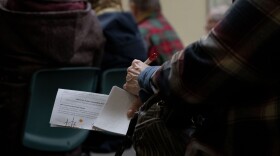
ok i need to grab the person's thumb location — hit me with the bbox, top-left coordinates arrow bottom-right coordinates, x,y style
127,97 -> 142,118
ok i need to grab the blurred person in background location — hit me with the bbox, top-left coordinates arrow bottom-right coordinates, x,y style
90,0 -> 147,70
0,0 -> 105,155
129,0 -> 184,65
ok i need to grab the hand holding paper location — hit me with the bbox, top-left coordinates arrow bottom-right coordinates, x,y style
123,52 -> 158,96
124,52 -> 159,118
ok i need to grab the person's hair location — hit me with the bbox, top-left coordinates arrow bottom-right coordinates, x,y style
129,0 -> 161,12
89,0 -> 123,12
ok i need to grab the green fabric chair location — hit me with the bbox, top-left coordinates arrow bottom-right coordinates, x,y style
100,68 -> 127,94
22,67 -> 100,152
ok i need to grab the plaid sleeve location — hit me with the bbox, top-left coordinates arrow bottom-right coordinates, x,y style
152,0 -> 280,104
145,0 -> 280,155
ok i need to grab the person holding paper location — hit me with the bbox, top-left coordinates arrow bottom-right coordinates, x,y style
124,0 -> 280,155
82,0 -> 147,153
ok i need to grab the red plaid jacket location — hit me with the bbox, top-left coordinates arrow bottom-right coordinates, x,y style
138,12 -> 184,65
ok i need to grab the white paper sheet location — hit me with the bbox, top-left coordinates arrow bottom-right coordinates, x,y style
50,89 -> 108,130
50,86 -> 137,135
93,86 -> 137,135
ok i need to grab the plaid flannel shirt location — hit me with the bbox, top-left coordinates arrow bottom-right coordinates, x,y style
139,0 -> 280,155
138,12 -> 184,65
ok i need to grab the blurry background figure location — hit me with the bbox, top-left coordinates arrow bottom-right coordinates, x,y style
90,0 -> 147,70
205,4 -> 229,32
129,0 -> 184,65
0,0 -> 105,155
82,0 -> 147,154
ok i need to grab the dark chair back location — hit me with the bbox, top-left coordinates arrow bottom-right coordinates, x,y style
22,67 -> 100,151
100,68 -> 127,94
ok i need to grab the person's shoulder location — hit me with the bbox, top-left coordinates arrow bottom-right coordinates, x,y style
114,12 -> 138,24
97,12 -> 131,30
98,12 -> 136,25
138,17 -> 160,30
98,12 -> 144,42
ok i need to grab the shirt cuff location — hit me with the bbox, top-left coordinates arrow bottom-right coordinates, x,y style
138,66 -> 160,94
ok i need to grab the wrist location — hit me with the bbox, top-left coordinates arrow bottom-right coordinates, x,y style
138,66 -> 160,94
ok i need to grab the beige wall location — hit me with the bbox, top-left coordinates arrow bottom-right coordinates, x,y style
122,0 -> 207,47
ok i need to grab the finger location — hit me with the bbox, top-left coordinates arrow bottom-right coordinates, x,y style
127,66 -> 141,75
127,108 -> 137,118
123,82 -> 140,96
126,73 -> 133,81
131,59 -> 141,64
127,97 -> 142,118
123,83 -> 127,90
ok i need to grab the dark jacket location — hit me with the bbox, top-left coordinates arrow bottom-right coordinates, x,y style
98,12 -> 147,70
0,1 -> 105,155
139,0 -> 280,155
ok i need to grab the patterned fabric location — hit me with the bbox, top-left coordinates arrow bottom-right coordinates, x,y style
133,94 -> 188,156
139,0 -> 280,155
138,12 -> 184,65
